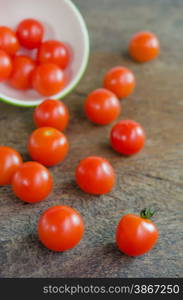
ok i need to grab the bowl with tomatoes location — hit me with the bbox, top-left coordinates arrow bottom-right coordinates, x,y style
0,0 -> 90,107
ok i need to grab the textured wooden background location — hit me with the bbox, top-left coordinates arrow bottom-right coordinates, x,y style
0,0 -> 183,278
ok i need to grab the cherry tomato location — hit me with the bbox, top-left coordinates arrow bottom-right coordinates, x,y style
129,31 -> 160,62
12,161 -> 53,203
34,99 -> 69,131
103,66 -> 136,99
76,156 -> 115,195
32,63 -> 65,96
0,146 -> 23,185
9,55 -> 35,90
28,127 -> 69,167
38,205 -> 84,251
110,120 -> 145,155
0,50 -> 12,81
0,26 -> 19,56
116,208 -> 158,256
84,88 -> 121,125
37,40 -> 70,69
16,19 -> 44,49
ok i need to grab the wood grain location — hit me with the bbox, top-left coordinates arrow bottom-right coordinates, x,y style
0,0 -> 183,278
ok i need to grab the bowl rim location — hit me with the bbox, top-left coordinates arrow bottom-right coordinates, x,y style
0,0 -> 90,107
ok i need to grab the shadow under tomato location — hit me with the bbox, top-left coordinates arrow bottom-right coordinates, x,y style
98,242 -> 136,264
25,233 -> 66,256
59,179 -> 102,201
122,50 -> 132,61
122,50 -> 141,66
99,141 -> 132,159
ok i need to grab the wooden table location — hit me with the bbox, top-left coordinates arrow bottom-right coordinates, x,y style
0,0 -> 183,278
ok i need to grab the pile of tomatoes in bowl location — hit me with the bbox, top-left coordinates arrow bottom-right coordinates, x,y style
0,18 -> 70,96
0,30 -> 160,257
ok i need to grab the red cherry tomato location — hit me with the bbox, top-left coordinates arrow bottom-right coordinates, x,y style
16,18 -> 44,49
38,205 -> 84,251
0,146 -> 23,185
129,31 -> 160,62
32,63 -> 65,96
9,55 -> 35,90
0,50 -> 12,81
103,66 -> 136,99
37,40 -> 70,69
116,209 -> 158,256
28,127 -> 69,167
34,99 -> 69,131
12,161 -> 53,203
0,26 -> 20,56
84,88 -> 121,125
76,156 -> 116,195
110,120 -> 145,155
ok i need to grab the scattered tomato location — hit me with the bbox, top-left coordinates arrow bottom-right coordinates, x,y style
28,127 -> 69,167
12,161 -> 52,203
129,31 -> 160,62
110,120 -> 145,155
76,156 -> 115,195
0,26 -> 19,56
9,55 -> 35,90
0,50 -> 12,81
84,88 -> 121,125
0,146 -> 23,185
116,208 -> 158,256
37,40 -> 70,69
16,18 -> 44,49
34,99 -> 69,131
103,66 -> 135,99
32,63 -> 65,96
38,205 -> 84,251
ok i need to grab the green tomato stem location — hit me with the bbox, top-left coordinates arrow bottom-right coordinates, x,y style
140,208 -> 155,219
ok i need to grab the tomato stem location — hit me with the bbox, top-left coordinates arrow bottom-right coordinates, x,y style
140,208 -> 155,219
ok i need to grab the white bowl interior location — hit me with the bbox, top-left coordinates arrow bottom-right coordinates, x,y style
0,0 -> 89,106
